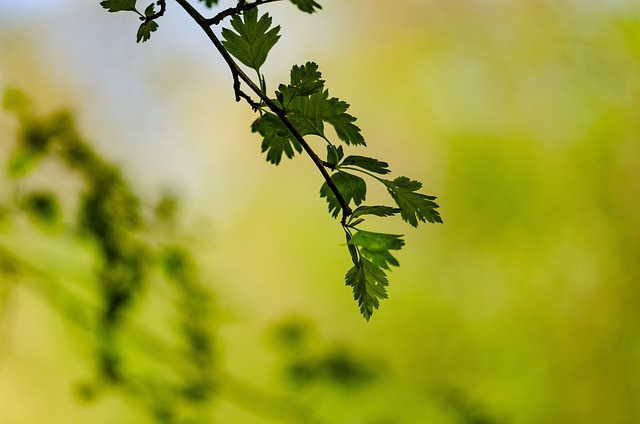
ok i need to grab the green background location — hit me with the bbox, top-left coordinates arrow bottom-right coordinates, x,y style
1,1 -> 639,423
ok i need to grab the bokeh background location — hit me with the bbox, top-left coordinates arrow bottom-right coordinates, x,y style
1,0 -> 640,423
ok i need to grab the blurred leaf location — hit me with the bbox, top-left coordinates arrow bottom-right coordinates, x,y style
7,147 -> 41,178
318,348 -> 375,387
197,0 -> 219,7
289,0 -> 322,14
2,88 -> 30,113
269,316 -> 316,353
23,191 -> 61,228
154,193 -> 178,224
162,246 -> 195,282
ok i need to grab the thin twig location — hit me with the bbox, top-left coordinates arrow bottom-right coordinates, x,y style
207,0 -> 283,25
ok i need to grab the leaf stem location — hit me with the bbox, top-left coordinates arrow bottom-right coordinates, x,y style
338,165 -> 387,184
173,0 -> 353,222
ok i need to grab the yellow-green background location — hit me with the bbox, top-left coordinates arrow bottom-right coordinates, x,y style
1,0 -> 639,423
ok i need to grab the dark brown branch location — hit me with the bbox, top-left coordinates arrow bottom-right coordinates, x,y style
207,0 -> 283,25
173,0 -> 353,222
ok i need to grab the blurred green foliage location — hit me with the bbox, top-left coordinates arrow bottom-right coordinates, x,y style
2,1 -> 640,423
1,91 -> 218,423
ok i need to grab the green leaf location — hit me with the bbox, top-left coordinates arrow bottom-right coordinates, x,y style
276,62 -> 325,108
340,155 -> 390,174
348,230 -> 404,269
290,0 -> 322,13
345,231 -> 359,265
383,177 -> 442,227
320,94 -> 365,146
221,8 -> 281,72
326,145 -> 344,167
137,20 -> 158,43
350,205 -> 401,221
287,90 -> 365,146
251,112 -> 302,165
100,0 -> 138,13
198,0 -> 219,7
144,3 -> 155,17
319,171 -> 366,218
345,258 -> 388,321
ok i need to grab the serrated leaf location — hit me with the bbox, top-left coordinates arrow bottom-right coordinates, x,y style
137,20 -> 158,43
319,171 -> 366,218
340,155 -> 390,174
198,0 -> 219,7
348,230 -> 404,269
345,258 -> 388,321
290,0 -> 322,13
287,90 -> 327,137
383,177 -> 442,227
326,145 -> 344,167
348,218 -> 365,227
287,90 -> 365,146
350,205 -> 401,221
321,95 -> 365,146
251,112 -> 302,165
276,62 -> 325,108
221,8 -> 281,72
144,3 -> 155,17
100,0 -> 138,13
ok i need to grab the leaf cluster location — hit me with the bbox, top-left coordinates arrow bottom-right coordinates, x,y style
99,0 -> 443,320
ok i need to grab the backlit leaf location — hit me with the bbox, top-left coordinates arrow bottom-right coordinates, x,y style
340,155 -> 390,174
319,171 -> 366,218
251,112 -> 302,165
137,20 -> 158,43
221,8 -> 281,72
345,258 -> 388,321
383,177 -> 442,227
100,0 -> 137,13
348,230 -> 404,269
290,0 -> 322,13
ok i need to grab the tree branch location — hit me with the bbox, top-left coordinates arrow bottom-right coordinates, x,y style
173,0 -> 353,222
207,0 -> 284,25
141,0 -> 167,22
